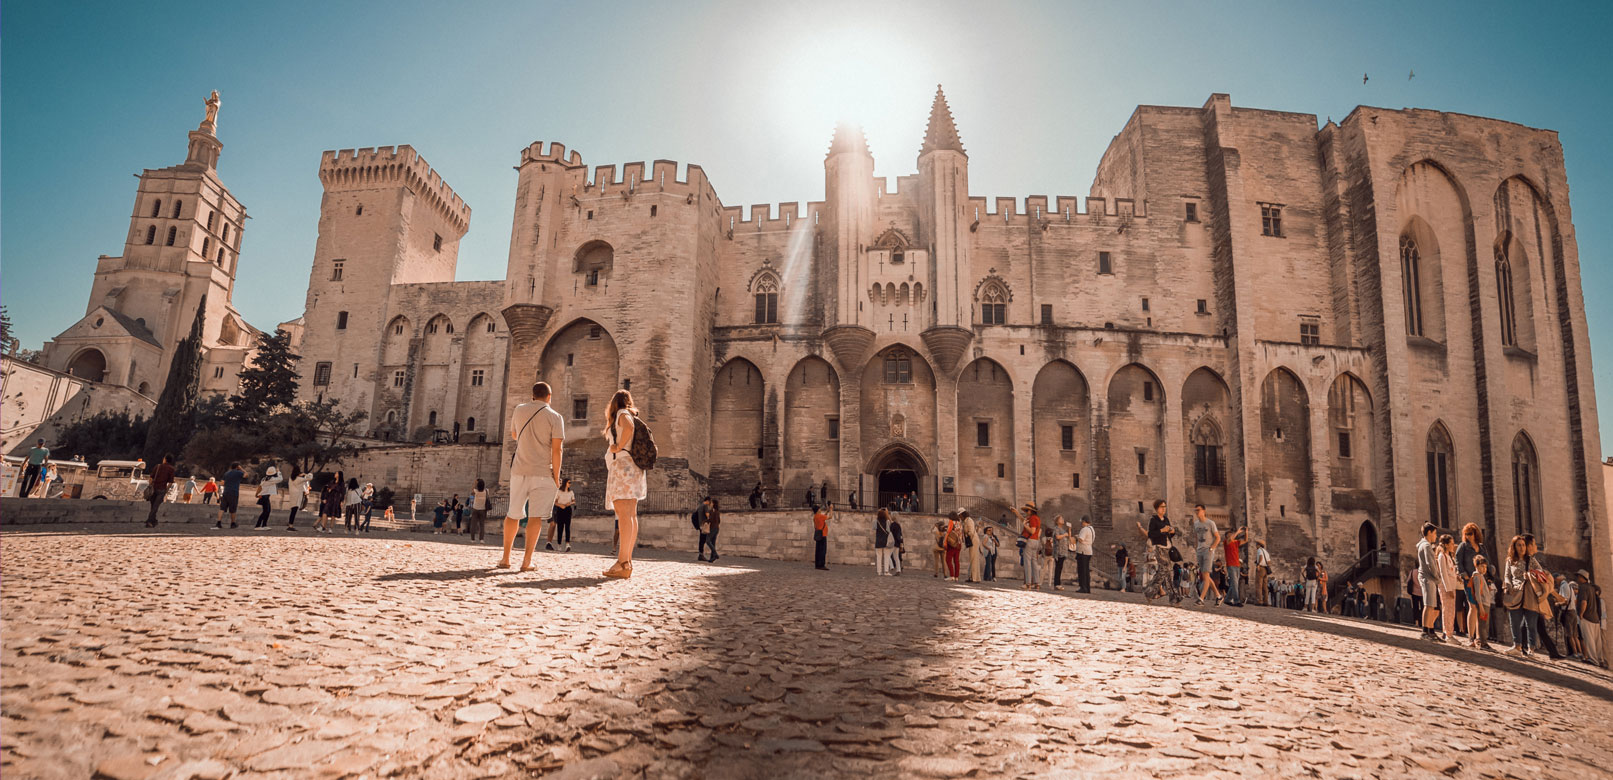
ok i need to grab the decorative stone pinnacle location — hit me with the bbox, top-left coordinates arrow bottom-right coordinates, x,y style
828,122 -> 870,158
920,85 -> 966,156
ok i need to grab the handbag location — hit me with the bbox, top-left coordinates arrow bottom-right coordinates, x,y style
141,484 -> 155,501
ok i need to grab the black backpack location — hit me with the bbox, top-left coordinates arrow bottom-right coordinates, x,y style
691,508 -> 703,529
628,416 -> 657,471
612,412 -> 658,471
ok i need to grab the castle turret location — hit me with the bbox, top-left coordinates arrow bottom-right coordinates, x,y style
502,141 -> 585,346
820,123 -> 877,371
917,86 -> 973,374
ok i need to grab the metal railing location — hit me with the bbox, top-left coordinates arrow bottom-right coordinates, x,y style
1327,548 -> 1396,611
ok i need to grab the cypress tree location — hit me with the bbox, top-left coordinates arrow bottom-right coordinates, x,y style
143,294 -> 207,462
234,328 -> 300,425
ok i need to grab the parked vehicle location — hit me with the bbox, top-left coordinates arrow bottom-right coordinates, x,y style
2,456 -> 90,498
67,459 -> 152,501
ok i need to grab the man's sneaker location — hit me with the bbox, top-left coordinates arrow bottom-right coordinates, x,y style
255,526 -> 269,531
230,523 -> 238,528
212,523 -> 222,530
564,544 -> 572,552
287,527 -> 297,532
546,543 -> 555,551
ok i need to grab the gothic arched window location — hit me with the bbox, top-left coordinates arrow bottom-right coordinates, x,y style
883,348 -> 912,384
1191,416 -> 1226,487
1511,431 -> 1541,540
1400,234 -> 1424,337
1496,240 -> 1518,347
874,228 -> 909,265
752,271 -> 780,324
1426,422 -> 1454,528
977,280 -> 1008,325
151,199 -> 162,218
574,241 -> 613,287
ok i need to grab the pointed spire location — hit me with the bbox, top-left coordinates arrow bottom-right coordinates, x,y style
920,85 -> 966,157
827,122 -> 870,158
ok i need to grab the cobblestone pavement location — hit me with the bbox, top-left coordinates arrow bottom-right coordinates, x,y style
4,525 -> 1613,779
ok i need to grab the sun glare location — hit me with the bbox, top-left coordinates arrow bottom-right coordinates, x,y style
770,26 -> 937,164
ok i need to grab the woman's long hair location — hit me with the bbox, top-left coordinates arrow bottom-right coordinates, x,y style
1461,522 -> 1483,547
1507,534 -> 1528,563
605,389 -> 636,439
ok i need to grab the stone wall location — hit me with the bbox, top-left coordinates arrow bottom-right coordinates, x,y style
333,442 -> 504,506
1,356 -> 155,457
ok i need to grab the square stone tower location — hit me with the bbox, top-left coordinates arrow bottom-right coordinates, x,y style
296,146 -> 471,420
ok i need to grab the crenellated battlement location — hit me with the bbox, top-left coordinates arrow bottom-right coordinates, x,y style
319,145 -> 471,234
719,200 -> 826,233
518,141 -> 584,168
962,194 -> 1146,224
580,159 -> 717,201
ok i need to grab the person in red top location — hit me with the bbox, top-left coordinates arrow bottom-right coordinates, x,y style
1223,525 -> 1247,606
200,477 -> 218,505
1008,503 -> 1042,590
813,503 -> 833,570
145,454 -> 177,528
942,511 -> 964,580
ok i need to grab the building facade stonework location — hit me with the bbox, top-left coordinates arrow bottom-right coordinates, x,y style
296,90 -> 1606,579
43,92 -> 264,402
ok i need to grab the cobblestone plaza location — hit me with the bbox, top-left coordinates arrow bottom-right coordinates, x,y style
3,524 -> 1611,779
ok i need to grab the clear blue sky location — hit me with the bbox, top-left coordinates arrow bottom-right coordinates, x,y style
3,0 -> 1611,453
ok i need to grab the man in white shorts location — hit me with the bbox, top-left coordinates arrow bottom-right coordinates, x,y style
500,381 -> 565,571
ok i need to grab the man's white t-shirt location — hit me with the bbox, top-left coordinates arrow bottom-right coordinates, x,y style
509,402 -> 565,477
1075,525 -> 1095,556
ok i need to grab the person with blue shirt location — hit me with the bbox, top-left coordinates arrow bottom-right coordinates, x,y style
214,463 -> 245,529
20,439 -> 49,498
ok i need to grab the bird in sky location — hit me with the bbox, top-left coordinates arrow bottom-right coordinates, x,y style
1363,73 -> 1369,85
1409,69 -> 1416,80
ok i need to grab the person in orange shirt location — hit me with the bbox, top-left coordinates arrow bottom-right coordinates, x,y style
1008,503 -> 1041,590
813,503 -> 833,570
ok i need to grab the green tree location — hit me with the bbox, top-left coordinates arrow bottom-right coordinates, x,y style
182,427 -> 261,480
274,399 -> 368,476
234,328 -> 300,425
143,295 -> 207,462
54,410 -> 148,465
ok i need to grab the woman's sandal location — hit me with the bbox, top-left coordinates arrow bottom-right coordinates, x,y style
603,561 -> 633,579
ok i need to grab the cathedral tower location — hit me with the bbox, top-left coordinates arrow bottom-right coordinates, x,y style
44,91 -> 257,399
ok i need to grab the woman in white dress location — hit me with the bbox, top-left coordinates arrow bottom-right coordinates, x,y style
603,389 -> 647,579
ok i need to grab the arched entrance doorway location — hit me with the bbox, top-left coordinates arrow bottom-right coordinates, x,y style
1358,520 -> 1378,559
870,445 -> 927,512
67,348 -> 108,382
